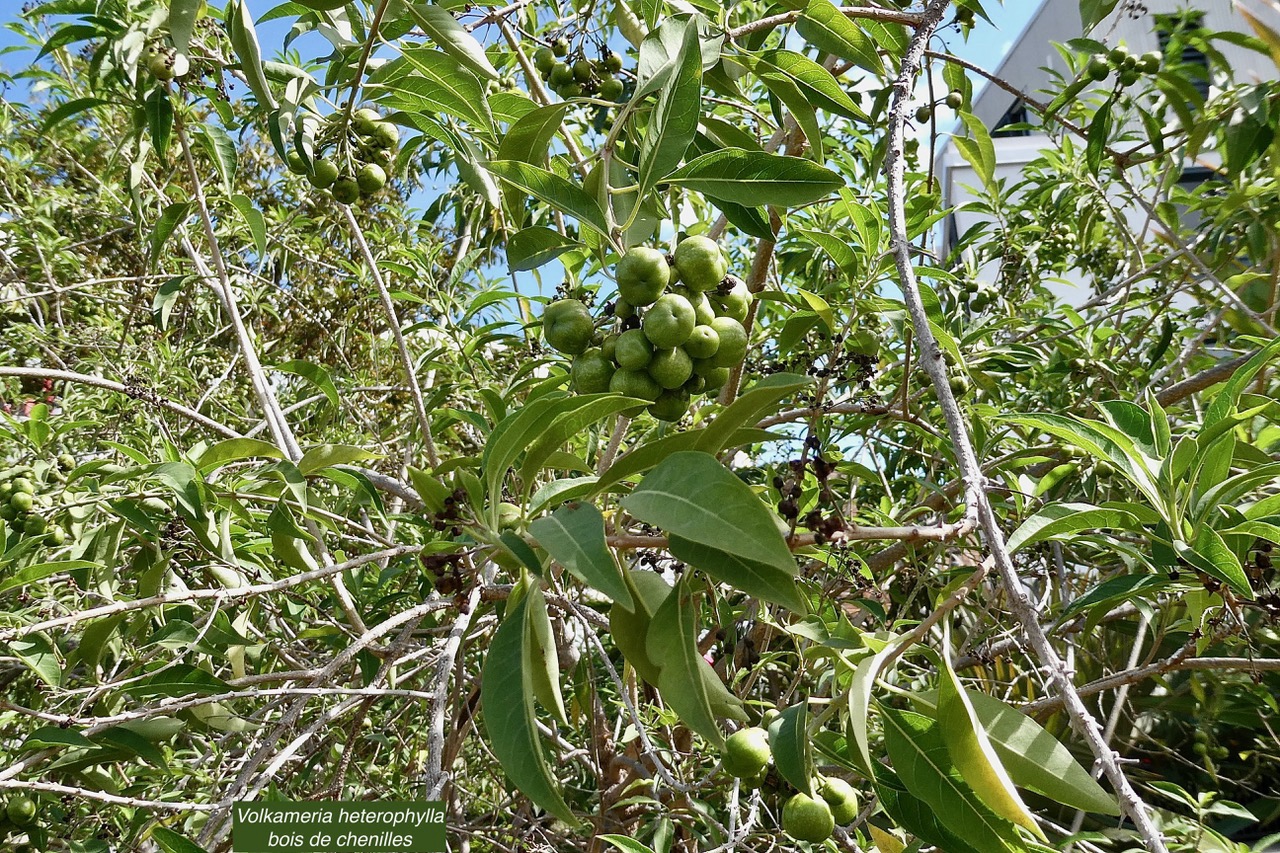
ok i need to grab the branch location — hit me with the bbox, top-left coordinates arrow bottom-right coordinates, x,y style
883,2 -> 1168,849
727,6 -> 924,41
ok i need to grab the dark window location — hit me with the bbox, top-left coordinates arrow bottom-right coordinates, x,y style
1157,11 -> 1210,100
992,100 -> 1028,138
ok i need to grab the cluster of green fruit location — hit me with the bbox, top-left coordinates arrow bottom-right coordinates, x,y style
533,39 -> 625,102
914,89 -> 964,123
1087,46 -> 1161,86
721,726 -> 860,844
143,43 -> 189,81
0,794 -> 38,842
286,108 -> 397,204
1191,728 -> 1231,762
0,457 -> 71,542
540,236 -> 753,421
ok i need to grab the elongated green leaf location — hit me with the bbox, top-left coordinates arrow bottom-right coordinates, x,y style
664,148 -> 844,207
758,68 -> 824,162
382,48 -> 493,132
1062,574 -> 1170,619
226,0 -> 276,109
669,535 -> 805,611
507,226 -> 583,272
525,583 -> 568,725
10,634 -> 60,687
481,594 -> 579,825
530,502 -> 633,608
1005,414 -> 1162,507
1080,0 -> 1120,31
196,438 -> 284,471
876,767 -> 988,853
796,0 -> 882,73
637,17 -> 703,201
848,633 -> 909,776
151,827 -> 207,853
936,649 -> 1043,837
609,568 -> 669,685
273,359 -> 340,407
149,202 -> 190,266
696,373 -> 811,452
145,87 -> 173,157
127,663 -> 231,698
0,560 -> 98,594
408,2 -> 499,80
167,0 -> 204,58
645,578 -> 732,746
1179,527 -> 1252,597
769,701 -> 813,795
229,194 -> 266,258
622,451 -> 794,574
93,726 -> 169,769
40,96 -> 113,132
497,103 -> 571,165
268,498 -> 319,574
957,111 -> 995,189
488,160 -> 611,239
483,393 -> 571,498
20,726 -> 96,752
1007,502 -> 1139,553
1205,336 -> 1280,427
881,708 -> 1024,853
757,49 -> 865,121
194,124 -> 237,193
599,837 -> 657,853
298,443 -> 380,475
519,395 -> 645,492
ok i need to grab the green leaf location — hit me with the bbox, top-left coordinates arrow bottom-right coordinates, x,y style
497,103 -> 570,166
488,160 -> 611,239
599,837 -> 657,853
621,451 -> 794,575
229,194 -> 267,258
507,226 -> 583,272
1062,574 -> 1170,619
40,96 -> 113,133
0,560 -> 98,594
10,634 -> 60,687
481,593 -> 579,825
19,726 -> 95,752
226,0 -> 276,109
127,664 -> 231,698
637,17 -> 703,202
769,701 -> 813,795
151,826 -> 208,853
407,2 -> 499,81
1079,0 -> 1120,31
518,395 -> 644,493
92,726 -> 170,769
935,648 -> 1043,837
695,373 -> 812,453
268,498 -> 319,574
849,634 -> 909,776
1085,99 -> 1113,174
796,0 -> 882,73
382,48 -> 494,132
758,66 -> 824,162
195,437 -> 284,471
757,49 -> 866,121
530,502 -> 632,608
525,583 -> 568,725
881,708 -> 1025,853
876,767 -> 987,853
645,577 -> 737,745
167,0 -> 204,58
298,443 -> 380,475
664,148 -> 844,207
1180,527 -> 1253,597
273,359 -> 341,407
149,202 -> 190,266
956,111 -> 995,189
1007,502 -> 1139,553
194,124 -> 237,193
609,568 -> 669,686
668,535 -> 806,611
145,87 -> 173,157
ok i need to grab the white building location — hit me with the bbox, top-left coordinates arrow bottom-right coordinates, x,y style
937,0 -> 1279,301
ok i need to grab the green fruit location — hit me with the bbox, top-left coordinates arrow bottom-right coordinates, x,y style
781,792 -> 834,843
49,526 -> 67,545
572,59 -> 594,82
678,290 -> 715,325
353,107 -> 381,134
533,47 -> 556,74
600,333 -> 619,362
286,151 -> 307,174
648,390 -> 690,422
0,505 -> 14,522
549,62 -> 574,86
709,316 -> 748,367
148,52 -> 175,81
496,501 -> 522,529
1122,53 -> 1139,70
647,347 -> 693,390
616,247 -> 670,306
946,90 -> 964,110
1192,741 -> 1209,756
683,374 -> 706,395
683,324 -> 719,360
551,37 -> 569,57
700,365 -> 731,391
9,492 -> 33,513
372,121 -> 400,149
610,368 -> 662,404
604,51 -> 623,73
560,82 -> 583,98
572,348 -> 616,394
356,163 -> 387,194
722,727 -> 771,778
13,478 -> 34,494
949,374 -> 970,396
1108,47 -> 1127,65
0,482 -> 9,496
820,777 -> 859,824
542,299 -> 595,355
1087,54 -> 1110,81
23,516 -> 45,536
710,279 -> 752,323
643,294 -> 696,349
1139,51 -> 1161,74
599,76 -> 624,101
673,235 -> 727,291
915,104 -> 932,123
331,177 -> 361,204
614,329 -> 653,370
614,299 -> 635,319
308,159 -> 339,189
1119,68 -> 1139,87
845,329 -> 880,358
6,796 -> 36,827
